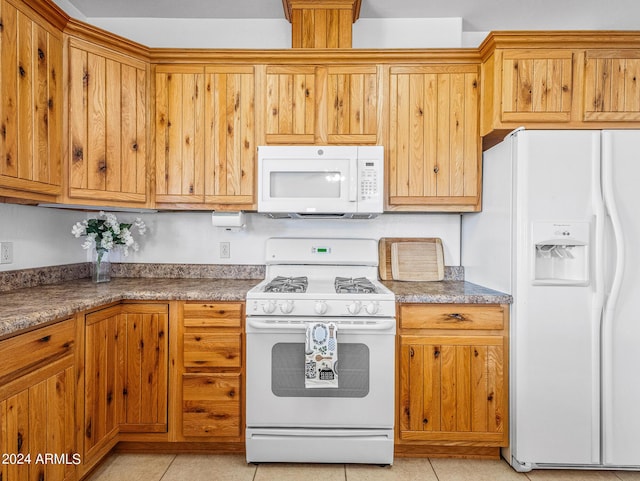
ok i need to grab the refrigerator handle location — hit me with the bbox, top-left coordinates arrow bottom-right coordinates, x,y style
592,133 -> 606,310
601,131 -> 626,462
602,132 -> 626,316
591,132 -> 606,464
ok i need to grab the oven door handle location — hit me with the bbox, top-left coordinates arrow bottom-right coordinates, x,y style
246,319 -> 396,331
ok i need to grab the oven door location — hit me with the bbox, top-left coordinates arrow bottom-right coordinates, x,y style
246,317 -> 395,429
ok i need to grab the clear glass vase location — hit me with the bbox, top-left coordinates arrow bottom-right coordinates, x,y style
92,249 -> 111,283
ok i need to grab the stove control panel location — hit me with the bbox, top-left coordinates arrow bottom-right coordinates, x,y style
248,298 -> 395,317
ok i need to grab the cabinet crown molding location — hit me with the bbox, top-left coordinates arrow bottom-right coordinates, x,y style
282,0 -> 361,22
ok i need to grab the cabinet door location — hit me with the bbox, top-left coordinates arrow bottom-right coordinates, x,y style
68,38 -> 148,205
501,49 -> 573,122
583,50 -> 640,121
0,366 -> 75,481
117,304 -> 169,433
265,65 -> 316,144
0,0 -> 62,201
388,66 -> 480,211
83,306 -> 121,459
155,66 -> 205,203
203,66 -> 256,207
399,335 -> 507,445
321,65 -> 380,144
84,303 -> 168,458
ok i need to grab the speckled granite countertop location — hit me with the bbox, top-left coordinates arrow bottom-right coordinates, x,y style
382,280 -> 512,305
0,277 -> 259,340
0,277 -> 511,340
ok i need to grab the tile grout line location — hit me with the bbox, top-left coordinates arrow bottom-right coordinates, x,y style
428,458 -> 442,481
158,454 -> 178,481
251,461 -> 259,481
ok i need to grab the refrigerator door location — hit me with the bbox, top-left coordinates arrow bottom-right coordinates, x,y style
512,130 -> 603,467
601,130 -> 640,467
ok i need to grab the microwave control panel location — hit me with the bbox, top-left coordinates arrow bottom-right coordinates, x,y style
360,163 -> 379,200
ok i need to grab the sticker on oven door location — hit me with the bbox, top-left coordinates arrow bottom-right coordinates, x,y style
305,360 -> 316,379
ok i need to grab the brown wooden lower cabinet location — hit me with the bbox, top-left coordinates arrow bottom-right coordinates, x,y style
80,303 -> 169,470
396,304 -> 509,458
177,302 -> 244,442
0,319 -> 76,481
182,373 -> 242,437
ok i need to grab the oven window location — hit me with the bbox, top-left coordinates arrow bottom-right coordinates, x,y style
271,343 -> 369,398
270,172 -> 342,198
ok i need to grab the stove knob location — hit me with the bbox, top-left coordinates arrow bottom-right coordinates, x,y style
279,300 -> 294,314
365,301 -> 379,315
347,301 -> 362,315
262,300 -> 277,314
315,301 -> 328,315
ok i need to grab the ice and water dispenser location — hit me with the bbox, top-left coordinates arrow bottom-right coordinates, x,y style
532,222 -> 590,285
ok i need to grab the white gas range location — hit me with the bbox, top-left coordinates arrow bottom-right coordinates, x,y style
245,237 -> 396,465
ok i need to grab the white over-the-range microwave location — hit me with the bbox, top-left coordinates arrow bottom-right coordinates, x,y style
257,145 -> 384,218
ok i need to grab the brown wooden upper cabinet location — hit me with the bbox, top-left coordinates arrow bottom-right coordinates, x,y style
387,65 -> 481,212
67,37 -> 149,207
0,0 -> 63,203
480,48 -> 575,137
265,64 -> 381,145
480,34 -> 640,144
500,50 -> 574,123
155,65 -> 257,209
264,65 -> 317,144
322,65 -> 380,144
583,50 -> 640,122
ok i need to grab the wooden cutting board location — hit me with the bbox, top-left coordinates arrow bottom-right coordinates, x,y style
378,237 -> 444,281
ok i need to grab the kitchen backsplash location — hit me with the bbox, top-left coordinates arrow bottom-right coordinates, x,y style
0,263 -> 463,292
0,263 -> 90,292
1,204 -> 462,271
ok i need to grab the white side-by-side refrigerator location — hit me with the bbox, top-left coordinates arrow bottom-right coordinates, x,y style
462,129 -> 640,471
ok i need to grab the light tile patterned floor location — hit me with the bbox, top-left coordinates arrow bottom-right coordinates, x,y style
86,453 -> 640,481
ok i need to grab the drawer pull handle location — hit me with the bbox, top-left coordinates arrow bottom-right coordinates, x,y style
448,313 -> 465,321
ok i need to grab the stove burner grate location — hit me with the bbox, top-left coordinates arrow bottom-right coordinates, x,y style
334,276 -> 377,294
264,276 -> 308,293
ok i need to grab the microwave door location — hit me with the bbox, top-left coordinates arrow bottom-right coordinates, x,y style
260,159 -> 356,213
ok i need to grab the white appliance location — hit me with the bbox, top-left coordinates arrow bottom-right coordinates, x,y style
257,145 -> 383,218
245,237 -> 396,464
462,129 -> 640,471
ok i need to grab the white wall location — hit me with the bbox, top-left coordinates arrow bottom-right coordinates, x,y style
85,17 -> 475,49
0,204 -> 87,271
353,18 -> 463,48
90,18 -> 292,49
0,206 -> 461,269
109,212 -> 461,266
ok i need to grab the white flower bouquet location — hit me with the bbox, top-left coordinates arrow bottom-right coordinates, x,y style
71,211 -> 147,264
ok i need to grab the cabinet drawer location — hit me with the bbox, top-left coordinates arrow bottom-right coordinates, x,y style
400,305 -> 504,330
0,319 -> 75,385
183,332 -> 242,368
182,373 -> 241,437
183,302 -> 242,328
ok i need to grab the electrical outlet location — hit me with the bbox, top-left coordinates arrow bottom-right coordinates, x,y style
220,241 -> 230,259
1,242 -> 13,264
